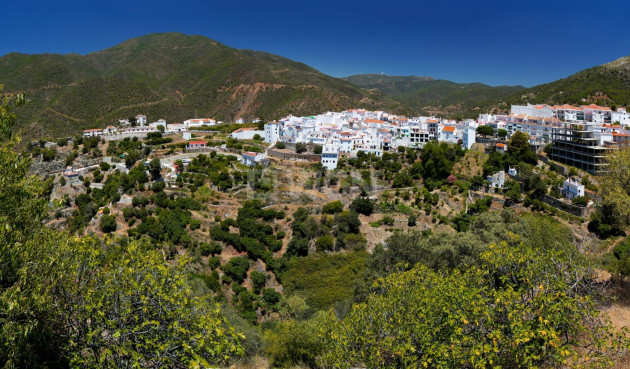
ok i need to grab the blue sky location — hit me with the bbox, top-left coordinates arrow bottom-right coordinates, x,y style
1,0 -> 629,87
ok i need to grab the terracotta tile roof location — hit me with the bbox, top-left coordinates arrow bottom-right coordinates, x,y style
188,141 -> 207,145
442,126 -> 456,132
582,104 -> 612,111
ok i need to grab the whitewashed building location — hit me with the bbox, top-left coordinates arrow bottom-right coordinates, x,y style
487,171 -> 505,189
83,128 -> 103,137
321,143 -> 340,170
264,122 -> 282,143
241,151 -> 266,166
562,177 -> 585,200
136,114 -> 147,126
462,123 -> 476,149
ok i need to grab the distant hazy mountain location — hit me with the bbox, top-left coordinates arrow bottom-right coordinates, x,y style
342,74 -> 525,118
0,33 -> 402,138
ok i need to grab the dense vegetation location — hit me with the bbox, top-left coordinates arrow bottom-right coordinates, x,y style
0,91 -> 244,367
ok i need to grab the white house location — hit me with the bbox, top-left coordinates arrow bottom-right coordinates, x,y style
103,125 -> 117,134
166,123 -> 186,133
339,137 -> 352,153
187,141 -> 207,150
508,167 -> 518,176
487,171 -> 505,189
612,108 -> 630,126
83,128 -> 103,137
321,143 -> 339,170
440,126 -> 458,143
136,115 -> 147,126
149,119 -> 167,130
231,127 -> 264,140
121,126 -> 157,135
264,122 -> 282,143
462,123 -> 476,149
241,151 -> 265,166
496,142 -> 507,153
183,118 -> 215,127
562,177 -> 585,200
235,117 -> 245,124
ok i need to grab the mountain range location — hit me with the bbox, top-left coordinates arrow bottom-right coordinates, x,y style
0,33 -> 402,138
345,56 -> 630,118
0,32 -> 628,138
341,74 -> 525,118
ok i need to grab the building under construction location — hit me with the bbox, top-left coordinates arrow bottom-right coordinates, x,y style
550,122 -> 611,174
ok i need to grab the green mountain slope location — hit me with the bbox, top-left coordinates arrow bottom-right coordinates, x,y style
470,55 -> 630,116
0,33 -> 402,138
342,74 -> 525,118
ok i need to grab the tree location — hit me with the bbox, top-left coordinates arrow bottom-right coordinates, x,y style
156,124 -> 165,133
315,235 -> 334,252
148,157 -> 161,181
0,90 -> 245,367
392,171 -> 412,188
295,143 -> 307,154
322,200 -> 344,214
250,271 -> 268,294
222,257 -> 250,284
62,241 -> 244,367
320,236 -> 629,368
446,174 -> 457,185
470,175 -> 486,188
99,214 -> 117,233
420,141 -> 463,184
476,125 -> 494,137
42,148 -> 56,161
596,146 -> 630,233
407,214 -> 417,227
497,128 -> 508,139
275,142 -> 286,149
313,144 -> 323,154
504,179 -> 522,203
253,134 -> 261,141
0,89 -> 59,367
350,196 -> 375,216
508,130 -> 530,157
262,288 -> 282,306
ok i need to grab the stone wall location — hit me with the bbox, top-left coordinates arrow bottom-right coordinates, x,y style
540,194 -> 588,217
266,148 -> 321,162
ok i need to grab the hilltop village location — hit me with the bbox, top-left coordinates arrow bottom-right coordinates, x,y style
71,103 -> 630,195
17,99 -> 630,367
